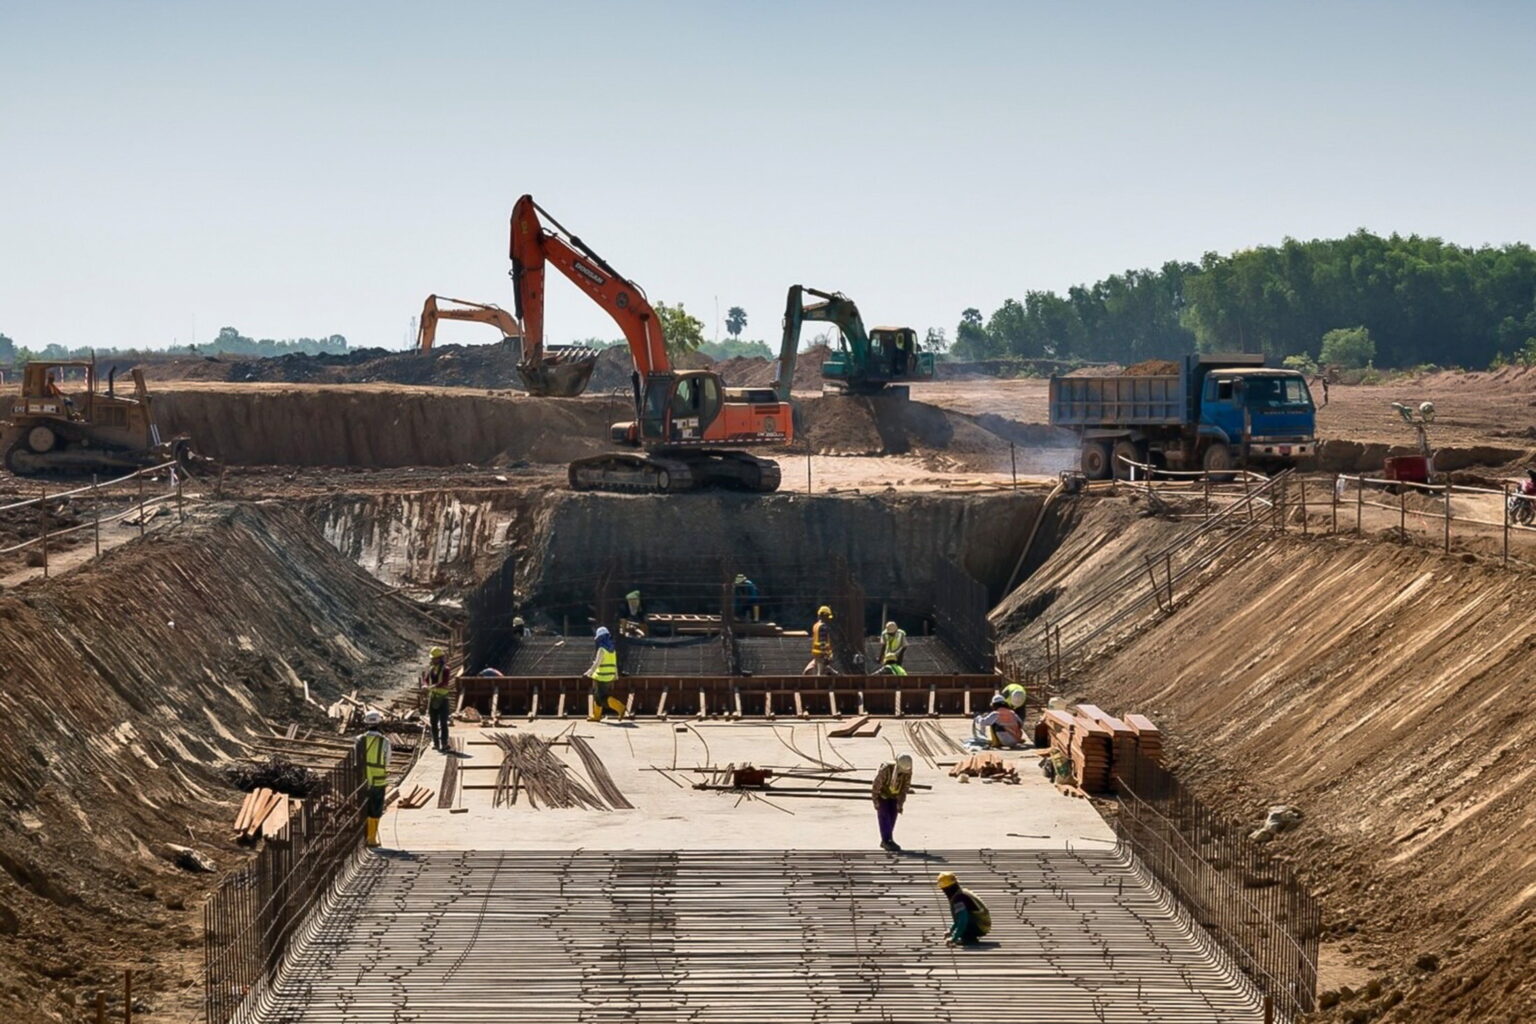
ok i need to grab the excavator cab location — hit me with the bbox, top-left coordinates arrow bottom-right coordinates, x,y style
783,285 -> 935,397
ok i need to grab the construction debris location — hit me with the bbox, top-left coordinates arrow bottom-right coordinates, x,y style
222,756 -> 321,798
948,751 -> 1019,782
396,786 -> 436,809
231,786 -> 301,842
165,843 -> 215,873
489,732 -> 607,811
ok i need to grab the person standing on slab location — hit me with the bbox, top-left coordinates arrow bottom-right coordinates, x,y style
423,647 -> 454,752
357,710 -> 391,849
871,753 -> 914,851
586,626 -> 626,722
802,605 -> 838,675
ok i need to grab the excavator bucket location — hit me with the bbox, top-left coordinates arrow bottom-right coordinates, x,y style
518,345 -> 599,397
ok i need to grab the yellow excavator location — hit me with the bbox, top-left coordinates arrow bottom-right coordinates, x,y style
415,294 -> 598,397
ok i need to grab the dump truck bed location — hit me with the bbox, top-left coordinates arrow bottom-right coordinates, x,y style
1048,374 -> 1187,428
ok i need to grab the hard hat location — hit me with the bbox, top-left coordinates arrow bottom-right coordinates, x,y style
1007,688 -> 1027,709
429,647 -> 445,659
595,626 -> 610,638
1419,401 -> 1435,418
936,872 -> 958,889
512,616 -> 525,627
896,753 -> 913,773
817,605 -> 833,618
363,710 -> 383,726
991,693 -> 1007,707
735,574 -> 747,584
884,621 -> 899,634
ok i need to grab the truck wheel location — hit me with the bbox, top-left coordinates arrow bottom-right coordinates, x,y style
1080,442 -> 1111,480
1202,442 -> 1236,483
1111,441 -> 1141,480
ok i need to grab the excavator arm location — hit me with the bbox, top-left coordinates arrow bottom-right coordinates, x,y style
779,284 -> 873,399
510,195 -> 670,394
416,294 -> 521,353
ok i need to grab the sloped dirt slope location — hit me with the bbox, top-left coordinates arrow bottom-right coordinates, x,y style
0,504 -> 422,1023
1003,509 -> 1536,1022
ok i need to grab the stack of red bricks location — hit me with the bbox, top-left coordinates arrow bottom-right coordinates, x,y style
1039,706 -> 1164,795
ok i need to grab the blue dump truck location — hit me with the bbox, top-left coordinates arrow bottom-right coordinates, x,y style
1049,353 -> 1317,480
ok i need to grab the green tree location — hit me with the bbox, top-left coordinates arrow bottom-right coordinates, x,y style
1319,326 -> 1375,368
724,306 -> 747,341
654,301 -> 705,358
0,333 -> 14,364
954,307 -> 993,359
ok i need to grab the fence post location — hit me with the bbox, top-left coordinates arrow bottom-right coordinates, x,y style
1503,482 -> 1511,565
93,473 -> 101,559
1300,476 -> 1308,535
1243,471 -> 1252,523
38,485 -> 49,579
1356,477 -> 1363,534
177,472 -> 185,522
137,473 -> 145,538
1399,486 -> 1406,536
95,991 -> 105,1024
1010,442 -> 1017,490
805,448 -> 812,494
1443,483 -> 1451,553
1331,473 -> 1338,534
124,969 -> 132,1024
1203,471 -> 1211,522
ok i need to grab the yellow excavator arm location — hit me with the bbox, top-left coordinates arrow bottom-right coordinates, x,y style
416,294 -> 522,353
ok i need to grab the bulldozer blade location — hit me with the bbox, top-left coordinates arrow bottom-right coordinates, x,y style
518,346 -> 598,397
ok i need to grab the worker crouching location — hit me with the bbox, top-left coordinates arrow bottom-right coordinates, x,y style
937,872 -> 992,947
972,694 -> 1024,748
358,710 -> 391,849
586,626 -> 626,722
871,753 -> 914,851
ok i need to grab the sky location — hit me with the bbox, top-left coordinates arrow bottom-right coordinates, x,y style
3,1 -> 1535,353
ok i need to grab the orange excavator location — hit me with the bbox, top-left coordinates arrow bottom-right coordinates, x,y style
511,194 -> 792,492
415,293 -> 598,397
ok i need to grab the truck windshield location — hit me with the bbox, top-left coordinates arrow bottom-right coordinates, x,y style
1245,376 -> 1312,408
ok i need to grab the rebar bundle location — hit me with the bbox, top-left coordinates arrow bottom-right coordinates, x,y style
568,734 -> 634,810
488,731 -> 607,811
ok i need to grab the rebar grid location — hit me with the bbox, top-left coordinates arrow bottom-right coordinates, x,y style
240,848 -> 1269,1023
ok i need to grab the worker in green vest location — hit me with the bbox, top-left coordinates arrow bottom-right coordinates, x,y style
937,871 -> 992,946
422,647 -> 455,752
357,710 -> 391,849
880,621 -> 908,670
586,626 -> 626,722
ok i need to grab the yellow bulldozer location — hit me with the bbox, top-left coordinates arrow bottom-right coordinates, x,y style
2,360 -> 208,477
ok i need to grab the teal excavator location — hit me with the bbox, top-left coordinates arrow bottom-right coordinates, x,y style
777,285 -> 935,399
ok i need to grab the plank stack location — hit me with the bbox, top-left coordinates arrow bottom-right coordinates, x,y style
948,751 -> 1019,781
232,787 -> 301,841
1039,709 -> 1113,793
1076,705 -> 1137,790
1125,714 -> 1163,763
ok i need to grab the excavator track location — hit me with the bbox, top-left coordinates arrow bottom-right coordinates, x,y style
568,451 -> 780,495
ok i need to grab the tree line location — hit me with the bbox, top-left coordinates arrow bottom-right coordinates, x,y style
952,231 -> 1536,370
0,326 -> 349,366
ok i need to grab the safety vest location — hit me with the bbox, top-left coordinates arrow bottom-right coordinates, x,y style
811,620 -> 831,657
426,662 -> 452,699
361,732 -> 389,788
952,888 -> 992,935
592,647 -> 618,683
882,630 -> 906,661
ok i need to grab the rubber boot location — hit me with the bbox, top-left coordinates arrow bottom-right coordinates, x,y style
365,817 -> 381,848
589,702 -> 603,723
606,697 -> 627,719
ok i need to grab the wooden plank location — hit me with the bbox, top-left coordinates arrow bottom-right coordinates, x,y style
656,688 -> 669,720
893,690 -> 903,718
828,715 -> 869,738
697,688 -> 707,719
928,686 -> 937,719
764,690 -> 775,721
964,690 -> 972,717
853,721 -> 882,738
233,790 -> 260,832
858,690 -> 867,716
556,692 -> 567,719
827,690 -> 839,718
794,692 -> 806,719
733,687 -> 744,721
490,687 -> 501,725
624,691 -> 637,719
528,687 -> 540,721
260,797 -> 291,839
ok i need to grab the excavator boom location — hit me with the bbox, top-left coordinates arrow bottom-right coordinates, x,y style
510,194 -> 792,494
416,295 -> 520,352
415,293 -> 596,396
781,284 -> 933,396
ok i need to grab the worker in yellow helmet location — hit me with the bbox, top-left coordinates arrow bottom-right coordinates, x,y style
802,606 -> 838,676
422,647 -> 455,752
879,621 -> 908,675
585,627 -> 626,722
936,872 -> 991,947
357,710 -> 391,849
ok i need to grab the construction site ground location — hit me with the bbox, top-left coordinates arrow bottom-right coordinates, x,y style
4,364 -> 1536,1022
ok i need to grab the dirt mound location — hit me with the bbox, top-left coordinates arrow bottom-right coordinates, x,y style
0,504 -> 422,1022
1121,359 -> 1180,376
999,502 -> 1536,1023
141,344 -> 530,390
793,395 -> 1069,472
151,385 -> 629,467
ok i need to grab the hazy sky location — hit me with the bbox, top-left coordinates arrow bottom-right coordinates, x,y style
3,1 -> 1534,352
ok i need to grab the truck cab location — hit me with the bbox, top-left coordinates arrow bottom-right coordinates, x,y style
1194,359 -> 1316,468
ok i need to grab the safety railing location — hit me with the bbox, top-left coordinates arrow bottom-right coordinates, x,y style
0,461 -> 193,577
1115,750 -> 1320,1021
204,748 -> 364,1024
1007,469 -> 1291,694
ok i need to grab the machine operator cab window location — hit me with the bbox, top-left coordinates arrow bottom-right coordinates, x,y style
666,374 -> 722,441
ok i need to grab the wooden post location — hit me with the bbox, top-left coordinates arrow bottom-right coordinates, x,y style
1503,481 -> 1511,565
124,969 -> 132,1024
93,473 -> 101,558
95,991 -> 105,1024
176,472 -> 185,522
1242,471 -> 1252,523
1443,483 -> 1452,553
1299,476 -> 1308,535
1263,994 -> 1273,1024
1010,442 -> 1017,489
1165,551 -> 1174,604
1399,486 -> 1406,535
1331,473 -> 1338,534
137,473 -> 145,537
38,485 -> 48,579
1356,477 -> 1363,534
1203,470 -> 1211,521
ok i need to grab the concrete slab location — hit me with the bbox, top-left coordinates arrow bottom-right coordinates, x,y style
384,719 -> 1110,853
